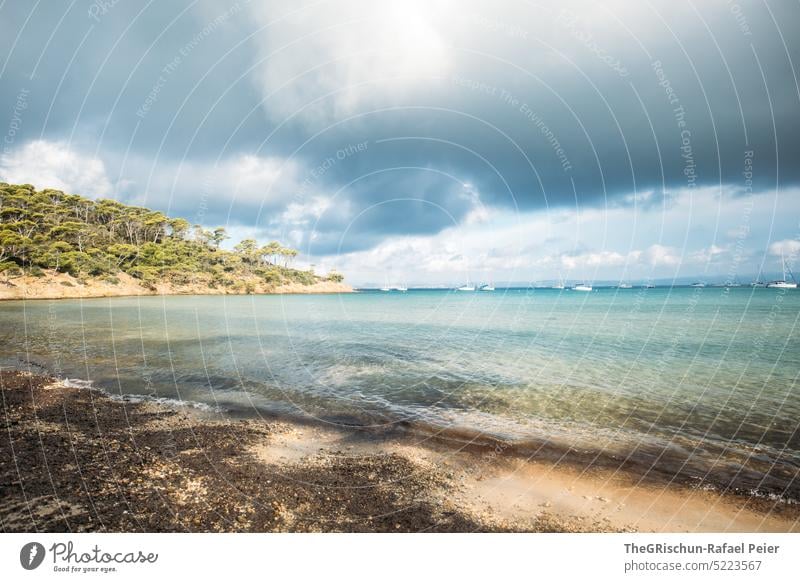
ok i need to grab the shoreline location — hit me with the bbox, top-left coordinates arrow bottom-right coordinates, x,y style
0,271 -> 353,301
2,371 -> 797,533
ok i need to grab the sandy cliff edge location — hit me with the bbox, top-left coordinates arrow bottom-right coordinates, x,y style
0,270 -> 353,301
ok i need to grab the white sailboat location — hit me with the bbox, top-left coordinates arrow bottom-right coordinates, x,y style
456,283 -> 475,291
572,283 -> 592,292
767,280 -> 797,289
766,255 -> 798,289
552,274 -> 566,290
479,282 -> 495,291
617,282 -> 633,289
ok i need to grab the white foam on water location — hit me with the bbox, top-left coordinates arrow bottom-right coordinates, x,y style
61,377 -> 222,413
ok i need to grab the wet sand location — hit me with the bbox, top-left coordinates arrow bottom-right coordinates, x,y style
1,370 -> 797,533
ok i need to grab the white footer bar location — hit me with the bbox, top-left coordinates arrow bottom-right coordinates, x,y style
2,533 -> 797,581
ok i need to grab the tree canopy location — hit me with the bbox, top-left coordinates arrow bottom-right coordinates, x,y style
0,183 -> 339,289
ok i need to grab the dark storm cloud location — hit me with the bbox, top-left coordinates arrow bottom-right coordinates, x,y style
1,0 -> 799,254
288,171 -> 479,255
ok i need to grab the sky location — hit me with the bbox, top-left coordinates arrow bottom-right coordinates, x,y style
1,0 -> 799,286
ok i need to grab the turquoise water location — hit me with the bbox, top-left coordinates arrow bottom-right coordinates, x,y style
2,287 -> 799,498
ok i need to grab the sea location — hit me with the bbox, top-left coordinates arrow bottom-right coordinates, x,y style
2,286 -> 798,499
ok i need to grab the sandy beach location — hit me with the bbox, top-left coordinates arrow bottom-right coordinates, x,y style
0,271 -> 353,301
2,370 -> 797,533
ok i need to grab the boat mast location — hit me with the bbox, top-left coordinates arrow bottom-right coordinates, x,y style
782,251 -> 790,282
785,255 -> 796,283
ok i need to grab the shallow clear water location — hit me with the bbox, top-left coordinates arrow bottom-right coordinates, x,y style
2,287 -> 799,497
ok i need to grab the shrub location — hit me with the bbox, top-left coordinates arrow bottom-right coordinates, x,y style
0,264 -> 23,279
287,269 -> 317,286
129,266 -> 159,282
166,270 -> 193,285
259,268 -> 283,285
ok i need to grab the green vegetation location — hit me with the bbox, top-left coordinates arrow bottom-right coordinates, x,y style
0,183 -> 342,289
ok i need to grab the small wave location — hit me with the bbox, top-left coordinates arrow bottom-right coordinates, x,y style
690,481 -> 799,505
61,378 -> 223,413
745,490 -> 799,505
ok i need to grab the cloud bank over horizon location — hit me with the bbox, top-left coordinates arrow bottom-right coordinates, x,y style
1,0 -> 799,284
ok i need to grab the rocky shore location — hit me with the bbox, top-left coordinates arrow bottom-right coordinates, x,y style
0,371 -> 508,532
2,371 -> 796,533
